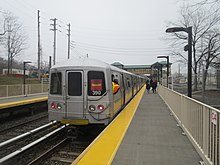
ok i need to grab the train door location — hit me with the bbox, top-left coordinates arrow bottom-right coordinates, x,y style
119,74 -> 125,107
112,72 -> 124,114
65,71 -> 85,118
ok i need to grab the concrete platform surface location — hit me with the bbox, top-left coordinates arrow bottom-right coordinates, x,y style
112,92 -> 202,165
0,93 -> 48,109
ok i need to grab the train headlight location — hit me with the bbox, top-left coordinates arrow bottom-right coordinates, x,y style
57,103 -> 62,110
89,105 -> 96,111
51,103 -> 56,109
97,104 -> 105,111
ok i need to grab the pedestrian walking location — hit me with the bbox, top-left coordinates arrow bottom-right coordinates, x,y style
151,80 -> 157,93
146,82 -> 150,93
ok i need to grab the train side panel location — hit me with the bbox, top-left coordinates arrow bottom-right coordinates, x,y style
124,74 -> 133,104
111,71 -> 125,116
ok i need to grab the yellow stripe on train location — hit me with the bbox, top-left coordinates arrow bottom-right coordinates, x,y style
61,119 -> 89,125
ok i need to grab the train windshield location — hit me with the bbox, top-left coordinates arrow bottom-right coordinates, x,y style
68,72 -> 82,96
88,71 -> 106,96
50,72 -> 62,95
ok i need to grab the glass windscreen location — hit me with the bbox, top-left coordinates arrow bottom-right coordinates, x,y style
88,71 -> 106,96
68,72 -> 82,96
50,72 -> 62,95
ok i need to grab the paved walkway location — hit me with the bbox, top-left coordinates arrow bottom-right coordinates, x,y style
112,92 -> 202,165
0,93 -> 48,110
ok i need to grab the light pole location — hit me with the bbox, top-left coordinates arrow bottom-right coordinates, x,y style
166,27 -> 192,97
23,61 -> 32,96
157,56 -> 169,87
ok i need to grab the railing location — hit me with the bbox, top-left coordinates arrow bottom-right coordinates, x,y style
0,84 -> 48,99
158,85 -> 219,165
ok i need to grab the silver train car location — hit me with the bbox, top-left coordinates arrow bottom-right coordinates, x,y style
48,58 -> 145,125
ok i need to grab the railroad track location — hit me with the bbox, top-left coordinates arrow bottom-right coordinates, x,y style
0,122 -> 65,165
0,113 -> 49,142
0,120 -> 60,159
0,125 -> 103,165
28,138 -> 89,165
0,102 -> 105,164
0,112 -> 48,134
27,126 -> 103,165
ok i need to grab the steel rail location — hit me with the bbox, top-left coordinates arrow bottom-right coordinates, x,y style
0,124 -> 67,164
0,113 -> 48,133
27,138 -> 68,165
0,121 -> 57,149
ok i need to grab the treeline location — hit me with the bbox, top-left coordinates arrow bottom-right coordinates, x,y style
0,11 -> 27,75
0,57 -> 34,74
166,0 -> 220,91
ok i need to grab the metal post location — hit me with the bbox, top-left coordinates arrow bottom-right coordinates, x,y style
50,18 -> 57,65
157,68 -> 160,83
187,27 -> 192,97
165,26 -> 192,97
53,19 -> 57,65
23,62 -> 32,96
23,62 -> 26,95
67,24 -> 70,59
37,10 -> 41,79
160,63 -> 163,84
157,56 -> 169,87
167,56 -> 169,88
49,56 -> 52,72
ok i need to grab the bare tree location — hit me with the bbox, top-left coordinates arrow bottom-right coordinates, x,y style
191,0 -> 220,6
199,29 -> 220,90
2,12 -> 27,74
0,11 -> 9,45
167,4 -> 220,90
0,18 -> 7,36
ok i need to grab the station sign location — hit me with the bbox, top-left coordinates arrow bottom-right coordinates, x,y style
211,110 -> 218,125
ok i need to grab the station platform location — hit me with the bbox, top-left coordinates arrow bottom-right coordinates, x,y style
72,87 -> 202,165
0,93 -> 48,110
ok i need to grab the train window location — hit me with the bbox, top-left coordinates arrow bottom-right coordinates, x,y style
112,74 -> 119,84
50,72 -> 62,95
127,80 -> 131,88
68,72 -> 82,96
88,71 -> 106,96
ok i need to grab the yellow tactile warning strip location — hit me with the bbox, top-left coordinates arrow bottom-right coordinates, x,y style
72,86 -> 145,165
0,97 -> 48,109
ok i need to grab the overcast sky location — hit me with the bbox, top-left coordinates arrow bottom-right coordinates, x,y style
0,0 -> 185,72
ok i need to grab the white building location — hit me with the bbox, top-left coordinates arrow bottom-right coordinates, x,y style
2,68 -> 30,75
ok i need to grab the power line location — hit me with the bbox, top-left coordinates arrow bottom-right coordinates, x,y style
3,0 -> 35,20
74,41 -> 171,52
75,46 -> 170,56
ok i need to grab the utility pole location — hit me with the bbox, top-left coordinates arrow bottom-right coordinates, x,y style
37,10 -> 41,79
49,56 -> 52,72
50,18 -> 57,65
7,32 -> 10,75
67,23 -> 71,59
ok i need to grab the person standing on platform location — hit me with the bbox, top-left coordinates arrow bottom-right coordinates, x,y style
146,82 -> 150,93
151,80 -> 157,93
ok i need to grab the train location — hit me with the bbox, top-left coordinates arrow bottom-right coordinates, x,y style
48,58 -> 146,125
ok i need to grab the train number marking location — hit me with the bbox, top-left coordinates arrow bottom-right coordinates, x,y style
92,90 -> 102,96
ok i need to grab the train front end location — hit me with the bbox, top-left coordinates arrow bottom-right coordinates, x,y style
48,62 -> 112,125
